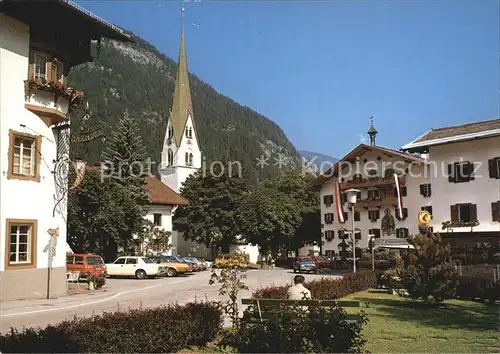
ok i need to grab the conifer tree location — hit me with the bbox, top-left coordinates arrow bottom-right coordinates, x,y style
400,231 -> 458,303
102,110 -> 149,206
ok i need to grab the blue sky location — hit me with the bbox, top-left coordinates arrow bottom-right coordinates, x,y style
78,0 -> 499,158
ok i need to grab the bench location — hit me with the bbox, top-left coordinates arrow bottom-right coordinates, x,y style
240,298 -> 361,324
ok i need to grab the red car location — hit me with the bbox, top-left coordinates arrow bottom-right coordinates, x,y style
310,255 -> 331,269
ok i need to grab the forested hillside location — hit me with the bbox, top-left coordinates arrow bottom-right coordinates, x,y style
68,34 -> 299,183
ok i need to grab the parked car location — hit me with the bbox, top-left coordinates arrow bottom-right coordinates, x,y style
105,256 -> 165,279
310,255 -> 331,269
199,258 -> 212,269
183,257 -> 206,271
180,257 -> 200,271
293,257 -> 317,273
161,256 -> 195,272
66,253 -> 106,279
150,256 -> 191,277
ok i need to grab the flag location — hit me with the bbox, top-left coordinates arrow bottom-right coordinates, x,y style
394,173 -> 404,219
334,181 -> 345,223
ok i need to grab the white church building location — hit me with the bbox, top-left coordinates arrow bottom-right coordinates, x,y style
152,9 -> 259,262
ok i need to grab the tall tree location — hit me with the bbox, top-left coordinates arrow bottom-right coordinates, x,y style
67,170 -> 143,261
101,110 -> 149,206
173,170 -> 251,253
237,187 -> 301,256
261,168 -> 321,252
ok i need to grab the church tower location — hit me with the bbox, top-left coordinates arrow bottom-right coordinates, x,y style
160,7 -> 201,193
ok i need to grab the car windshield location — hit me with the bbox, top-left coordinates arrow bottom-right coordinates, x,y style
301,258 -> 314,264
141,257 -> 154,264
87,256 -> 104,265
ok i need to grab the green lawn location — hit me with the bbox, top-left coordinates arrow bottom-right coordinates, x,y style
344,290 -> 500,353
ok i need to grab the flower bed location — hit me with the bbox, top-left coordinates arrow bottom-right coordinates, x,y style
0,301 -> 222,353
253,270 -> 377,299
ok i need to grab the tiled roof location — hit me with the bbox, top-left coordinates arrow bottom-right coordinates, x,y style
145,176 -> 189,206
315,144 -> 425,185
84,166 -> 188,206
413,118 -> 500,143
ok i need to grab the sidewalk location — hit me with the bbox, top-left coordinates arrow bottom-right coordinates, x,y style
0,289 -> 115,316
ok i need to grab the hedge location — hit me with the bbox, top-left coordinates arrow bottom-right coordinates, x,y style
0,301 -> 222,353
456,275 -> 500,302
253,270 -> 377,299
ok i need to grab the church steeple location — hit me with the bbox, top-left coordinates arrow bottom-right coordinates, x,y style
367,116 -> 378,146
170,7 -> 194,147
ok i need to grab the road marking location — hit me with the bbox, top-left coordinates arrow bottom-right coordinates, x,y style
0,277 -> 195,318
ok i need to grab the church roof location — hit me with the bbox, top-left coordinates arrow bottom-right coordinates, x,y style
145,176 -> 189,206
170,9 -> 196,147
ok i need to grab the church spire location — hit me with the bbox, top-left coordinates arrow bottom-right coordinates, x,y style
170,6 -> 194,146
367,116 -> 378,146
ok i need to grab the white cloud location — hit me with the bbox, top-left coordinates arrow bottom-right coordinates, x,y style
358,134 -> 367,144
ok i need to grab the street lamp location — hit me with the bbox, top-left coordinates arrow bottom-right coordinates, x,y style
343,188 -> 361,273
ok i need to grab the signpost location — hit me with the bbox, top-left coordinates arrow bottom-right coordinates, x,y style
44,228 -> 59,299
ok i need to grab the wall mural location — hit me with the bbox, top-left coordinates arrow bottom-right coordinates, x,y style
381,208 -> 396,236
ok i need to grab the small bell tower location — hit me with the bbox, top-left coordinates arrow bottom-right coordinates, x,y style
367,116 -> 378,146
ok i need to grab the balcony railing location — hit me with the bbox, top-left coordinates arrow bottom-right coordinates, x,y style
356,196 -> 398,209
340,175 -> 406,190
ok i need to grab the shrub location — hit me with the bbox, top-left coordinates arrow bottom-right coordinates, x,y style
0,301 -> 222,353
456,275 -> 500,302
253,270 -> 377,299
220,302 -> 368,353
400,233 -> 458,303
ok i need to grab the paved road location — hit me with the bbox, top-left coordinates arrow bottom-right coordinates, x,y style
0,269 -> 340,333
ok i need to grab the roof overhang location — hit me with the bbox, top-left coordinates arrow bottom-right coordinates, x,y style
402,129 -> 500,153
0,0 -> 132,42
314,144 -> 426,186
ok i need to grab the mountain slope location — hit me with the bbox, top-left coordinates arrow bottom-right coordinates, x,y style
300,150 -> 338,174
68,34 -> 299,184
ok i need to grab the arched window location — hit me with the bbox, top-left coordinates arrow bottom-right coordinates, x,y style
185,152 -> 189,165
185,127 -> 189,138
189,153 -> 193,166
188,127 -> 193,138
167,126 -> 173,139
167,149 -> 173,166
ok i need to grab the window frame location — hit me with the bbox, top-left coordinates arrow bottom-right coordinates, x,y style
167,149 -> 174,166
5,219 -> 38,270
420,183 -> 432,197
368,210 -> 380,221
7,130 -> 41,182
29,50 -> 68,87
153,213 -> 162,226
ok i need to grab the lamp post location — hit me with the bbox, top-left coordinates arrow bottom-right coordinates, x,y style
343,188 -> 361,273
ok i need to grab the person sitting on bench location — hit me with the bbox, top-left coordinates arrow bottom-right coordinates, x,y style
287,275 -> 311,300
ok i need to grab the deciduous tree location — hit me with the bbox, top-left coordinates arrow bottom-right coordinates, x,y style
173,170 -> 251,253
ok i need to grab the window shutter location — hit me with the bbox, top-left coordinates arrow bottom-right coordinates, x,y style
492,202 -> 500,222
323,196 -> 328,205
450,205 -> 459,222
419,184 -> 425,196
329,195 -> 334,204
470,204 -> 477,221
402,186 -> 407,197
344,212 -> 348,221
375,229 -> 381,238
489,159 -> 499,179
448,164 -> 455,183
467,162 -> 475,181
403,208 -> 408,218
50,60 -> 57,82
428,184 -> 432,196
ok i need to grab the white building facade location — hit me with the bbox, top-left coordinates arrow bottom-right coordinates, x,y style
403,119 -> 500,246
0,1 -> 130,300
317,124 -> 428,257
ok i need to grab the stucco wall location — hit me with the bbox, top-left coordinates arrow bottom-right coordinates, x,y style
320,148 -> 430,252
0,15 -> 67,299
428,137 -> 500,234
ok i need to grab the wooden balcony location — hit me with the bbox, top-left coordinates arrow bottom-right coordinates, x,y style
356,196 -> 398,209
340,175 -> 406,190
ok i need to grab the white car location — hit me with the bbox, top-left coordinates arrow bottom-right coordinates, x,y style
106,256 -> 165,279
